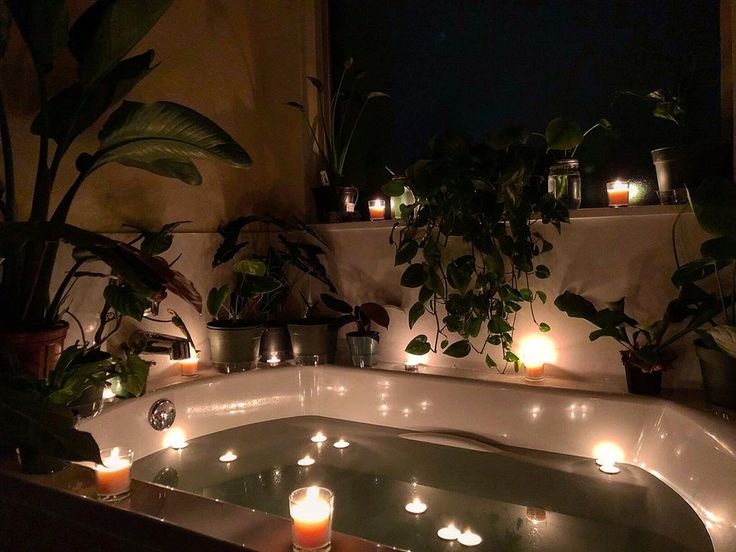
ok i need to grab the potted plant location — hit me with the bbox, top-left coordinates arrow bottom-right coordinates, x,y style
320,294 -> 390,367
212,216 -> 336,364
671,177 -> 736,407
0,1 -> 251,377
288,58 -> 389,222
554,289 -> 711,396
385,128 -> 568,370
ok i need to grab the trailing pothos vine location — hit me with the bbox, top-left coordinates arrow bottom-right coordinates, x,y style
386,126 -> 573,370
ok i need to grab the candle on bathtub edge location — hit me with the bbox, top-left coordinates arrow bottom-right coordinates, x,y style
524,362 -> 545,381
95,447 -> 133,501
289,486 -> 334,551
266,352 -> 281,367
179,356 -> 199,377
606,180 -> 630,207
368,198 -> 386,221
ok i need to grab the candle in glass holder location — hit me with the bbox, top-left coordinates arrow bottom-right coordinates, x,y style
95,447 -> 133,501
179,356 -> 199,377
606,180 -> 630,207
289,486 -> 334,551
368,199 -> 386,221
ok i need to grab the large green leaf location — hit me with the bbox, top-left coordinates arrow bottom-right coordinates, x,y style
700,236 -> 736,261
69,0 -> 172,85
405,335 -> 431,355
688,177 -> 736,239
233,258 -> 267,277
207,285 -> 230,318
114,353 -> 149,396
89,101 -> 252,182
408,302 -> 425,329
103,283 -> 148,320
0,3 -> 11,59
320,294 -> 353,314
359,302 -> 390,329
702,325 -> 736,359
444,340 -> 471,358
554,291 -> 597,322
8,0 -> 67,72
545,117 -> 583,151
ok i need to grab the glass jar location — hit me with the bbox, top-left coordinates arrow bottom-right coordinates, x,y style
547,159 -> 581,209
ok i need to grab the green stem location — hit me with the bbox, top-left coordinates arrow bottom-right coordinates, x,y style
0,89 -> 15,221
47,258 -> 86,323
51,170 -> 91,223
336,97 -> 371,175
715,261 -> 728,321
29,75 -> 51,221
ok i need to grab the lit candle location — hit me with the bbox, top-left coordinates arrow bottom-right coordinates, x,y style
163,428 -> 188,450
219,451 -> 237,462
310,432 -> 327,443
102,385 -> 116,401
289,486 -> 334,550
297,455 -> 315,467
405,497 -> 428,514
179,356 -> 199,377
599,462 -> 621,474
266,353 -> 280,367
437,524 -> 461,541
95,447 -> 133,501
368,199 -> 386,221
526,507 -> 547,525
519,335 -> 554,382
606,180 -> 630,207
457,530 -> 483,546
333,439 -> 350,449
404,353 -> 427,372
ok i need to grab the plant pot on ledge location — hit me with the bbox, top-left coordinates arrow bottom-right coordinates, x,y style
695,340 -> 736,408
287,319 -> 336,365
0,322 -> 69,378
207,322 -> 264,373
346,331 -> 380,368
621,351 -> 664,396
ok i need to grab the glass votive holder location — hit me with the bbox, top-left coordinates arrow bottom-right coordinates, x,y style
606,180 -> 630,207
368,199 -> 386,221
524,363 -> 544,381
179,356 -> 199,377
289,486 -> 334,551
95,447 -> 133,501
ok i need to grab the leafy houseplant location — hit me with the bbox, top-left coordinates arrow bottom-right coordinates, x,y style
385,128 -> 569,371
0,1 -> 251,377
671,177 -> 736,407
211,216 -> 335,364
321,294 -> 390,368
288,58 -> 389,222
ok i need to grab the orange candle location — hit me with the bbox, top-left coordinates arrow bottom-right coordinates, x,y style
368,199 -> 385,221
524,362 -> 545,381
289,486 -> 334,550
606,180 -> 629,207
179,356 -> 199,377
95,447 -> 133,500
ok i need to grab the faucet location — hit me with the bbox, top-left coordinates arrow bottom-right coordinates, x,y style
132,330 -> 191,360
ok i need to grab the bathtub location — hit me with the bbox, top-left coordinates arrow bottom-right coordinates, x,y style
79,364 -> 736,551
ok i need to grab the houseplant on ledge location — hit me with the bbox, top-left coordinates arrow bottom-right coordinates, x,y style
321,294 -> 390,368
0,0 -> 251,377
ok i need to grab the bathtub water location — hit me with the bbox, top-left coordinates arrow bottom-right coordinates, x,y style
132,416 -> 711,551
80,365 -> 736,551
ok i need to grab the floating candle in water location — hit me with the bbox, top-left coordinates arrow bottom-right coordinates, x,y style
404,497 -> 428,514
171,440 -> 188,450
219,451 -> 237,462
164,428 -> 188,450
437,524 -> 461,541
266,353 -> 280,367
297,455 -> 315,467
333,439 -> 350,449
95,447 -> 133,501
310,431 -> 327,443
457,530 -> 483,546
599,462 -> 621,474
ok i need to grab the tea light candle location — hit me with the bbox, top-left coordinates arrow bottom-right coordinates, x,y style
607,180 -> 630,207
405,497 -> 428,514
519,335 -> 554,382
311,432 -> 327,443
179,356 -> 199,377
368,199 -> 386,221
526,507 -> 547,525
219,451 -> 237,462
457,530 -> 483,546
333,439 -> 350,449
599,462 -> 621,474
102,385 -> 116,401
297,455 -> 315,467
266,353 -> 280,367
437,524 -> 461,541
95,447 -> 133,501
289,486 -> 334,551
524,362 -> 544,381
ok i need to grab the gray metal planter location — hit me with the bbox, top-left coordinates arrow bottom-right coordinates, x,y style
207,322 -> 264,373
287,320 -> 336,365
696,341 -> 736,408
346,331 -> 380,368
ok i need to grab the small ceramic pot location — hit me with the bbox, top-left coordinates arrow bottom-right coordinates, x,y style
695,340 -> 736,408
346,331 -> 380,368
0,321 -> 69,378
207,322 -> 264,373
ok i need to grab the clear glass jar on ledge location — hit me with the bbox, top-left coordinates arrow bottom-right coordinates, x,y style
548,158 -> 581,209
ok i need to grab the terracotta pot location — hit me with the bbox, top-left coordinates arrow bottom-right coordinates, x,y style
621,351 -> 664,396
695,340 -> 736,408
0,322 -> 69,378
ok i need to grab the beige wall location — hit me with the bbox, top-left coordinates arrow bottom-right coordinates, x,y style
2,0 -> 322,232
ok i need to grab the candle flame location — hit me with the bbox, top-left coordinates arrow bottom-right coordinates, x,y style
306,486 -> 320,500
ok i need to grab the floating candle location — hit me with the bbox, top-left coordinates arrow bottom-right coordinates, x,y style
404,497 -> 428,514
289,486 -> 334,550
164,428 -> 188,450
437,524 -> 461,541
95,447 -> 133,501
310,432 -> 327,443
219,451 -> 237,462
333,439 -> 350,449
599,462 -> 621,474
297,455 -> 315,467
457,530 -> 483,546
170,440 -> 188,450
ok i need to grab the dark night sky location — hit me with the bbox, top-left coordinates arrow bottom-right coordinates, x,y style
330,0 -> 721,206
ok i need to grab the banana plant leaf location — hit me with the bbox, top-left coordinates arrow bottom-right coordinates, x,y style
7,0 -> 67,72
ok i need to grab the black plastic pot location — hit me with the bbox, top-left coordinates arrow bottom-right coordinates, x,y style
312,186 -> 361,223
651,143 -> 711,197
621,352 -> 662,396
695,340 -> 736,408
260,323 -> 293,362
